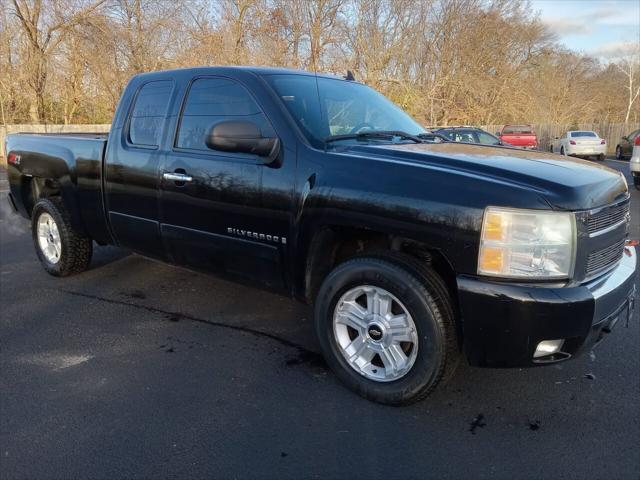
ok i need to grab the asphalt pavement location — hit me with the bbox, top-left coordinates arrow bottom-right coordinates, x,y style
1,158 -> 638,479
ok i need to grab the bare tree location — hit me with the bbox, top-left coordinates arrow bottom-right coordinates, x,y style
611,44 -> 640,124
10,0 -> 105,121
0,0 -> 636,127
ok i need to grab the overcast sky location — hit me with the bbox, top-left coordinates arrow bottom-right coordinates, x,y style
531,0 -> 639,58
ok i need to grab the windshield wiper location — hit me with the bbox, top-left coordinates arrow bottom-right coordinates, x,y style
324,130 -> 425,144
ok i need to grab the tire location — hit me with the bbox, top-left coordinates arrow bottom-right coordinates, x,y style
634,176 -> 640,190
31,197 -> 92,277
314,255 -> 460,405
560,146 -> 566,156
615,146 -> 622,160
597,153 -> 605,161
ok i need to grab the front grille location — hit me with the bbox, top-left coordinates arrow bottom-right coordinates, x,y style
586,240 -> 625,276
586,200 -> 630,234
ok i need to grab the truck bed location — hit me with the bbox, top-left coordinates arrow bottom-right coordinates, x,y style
5,132 -> 111,243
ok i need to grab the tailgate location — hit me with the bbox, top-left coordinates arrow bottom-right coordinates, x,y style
501,134 -> 537,145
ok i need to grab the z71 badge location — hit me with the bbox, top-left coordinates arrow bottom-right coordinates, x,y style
227,227 -> 287,245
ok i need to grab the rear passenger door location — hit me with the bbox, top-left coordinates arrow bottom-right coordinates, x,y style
104,79 -> 174,259
158,76 -> 287,289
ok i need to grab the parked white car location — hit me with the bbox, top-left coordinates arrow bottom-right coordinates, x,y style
550,131 -> 607,160
630,135 -> 640,190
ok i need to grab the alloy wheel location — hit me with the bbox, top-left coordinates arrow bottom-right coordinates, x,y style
37,212 -> 61,264
333,285 -> 419,382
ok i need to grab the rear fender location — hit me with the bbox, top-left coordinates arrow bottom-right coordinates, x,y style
6,139 -> 84,234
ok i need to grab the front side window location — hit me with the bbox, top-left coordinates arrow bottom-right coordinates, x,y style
129,80 -> 174,146
476,131 -> 501,145
264,74 -> 425,148
176,77 -> 274,152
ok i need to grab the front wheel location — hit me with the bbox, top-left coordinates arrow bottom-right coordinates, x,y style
31,197 -> 92,276
314,256 -> 460,405
615,146 -> 622,160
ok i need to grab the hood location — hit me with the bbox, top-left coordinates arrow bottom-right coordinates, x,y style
343,142 -> 628,210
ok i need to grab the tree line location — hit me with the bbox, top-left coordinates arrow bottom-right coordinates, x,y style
0,0 -> 638,127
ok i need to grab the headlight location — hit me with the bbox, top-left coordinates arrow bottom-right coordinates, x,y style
478,207 -> 576,279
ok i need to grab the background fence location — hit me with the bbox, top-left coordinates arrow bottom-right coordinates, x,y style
2,122 -> 639,163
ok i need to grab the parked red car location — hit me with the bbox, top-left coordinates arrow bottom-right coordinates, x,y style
497,125 -> 537,149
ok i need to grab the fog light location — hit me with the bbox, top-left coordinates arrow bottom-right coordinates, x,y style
533,339 -> 565,358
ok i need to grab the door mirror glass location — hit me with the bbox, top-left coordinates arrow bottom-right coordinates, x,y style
206,120 -> 280,163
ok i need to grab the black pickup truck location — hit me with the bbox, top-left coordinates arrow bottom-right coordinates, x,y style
5,67 -> 637,404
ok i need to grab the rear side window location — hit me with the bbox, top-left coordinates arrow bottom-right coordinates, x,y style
502,125 -> 533,134
129,80 -> 174,146
176,77 -> 274,152
571,131 -> 597,137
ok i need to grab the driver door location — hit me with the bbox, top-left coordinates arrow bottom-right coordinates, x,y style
159,76 -> 287,289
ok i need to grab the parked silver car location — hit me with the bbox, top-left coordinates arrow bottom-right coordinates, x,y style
550,130 -> 606,160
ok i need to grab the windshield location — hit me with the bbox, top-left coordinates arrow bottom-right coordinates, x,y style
570,131 -> 597,138
264,74 -> 426,148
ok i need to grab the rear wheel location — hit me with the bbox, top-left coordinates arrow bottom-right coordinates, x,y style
561,146 -> 566,156
314,255 -> 460,405
634,175 -> 640,190
597,153 -> 605,161
31,197 -> 92,276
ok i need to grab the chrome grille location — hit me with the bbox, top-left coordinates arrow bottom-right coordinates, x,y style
586,240 -> 625,276
586,200 -> 630,234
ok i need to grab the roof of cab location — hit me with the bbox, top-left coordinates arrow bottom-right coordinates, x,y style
130,65 -> 347,82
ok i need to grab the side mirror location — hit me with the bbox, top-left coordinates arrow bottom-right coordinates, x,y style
206,120 -> 280,165
495,131 -> 501,136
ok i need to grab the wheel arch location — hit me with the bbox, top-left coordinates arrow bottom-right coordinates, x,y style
6,143 -> 86,235
299,224 -> 459,318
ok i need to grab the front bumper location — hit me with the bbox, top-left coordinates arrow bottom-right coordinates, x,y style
457,246 -> 636,367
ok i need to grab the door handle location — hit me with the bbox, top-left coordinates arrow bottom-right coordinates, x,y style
163,172 -> 193,183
